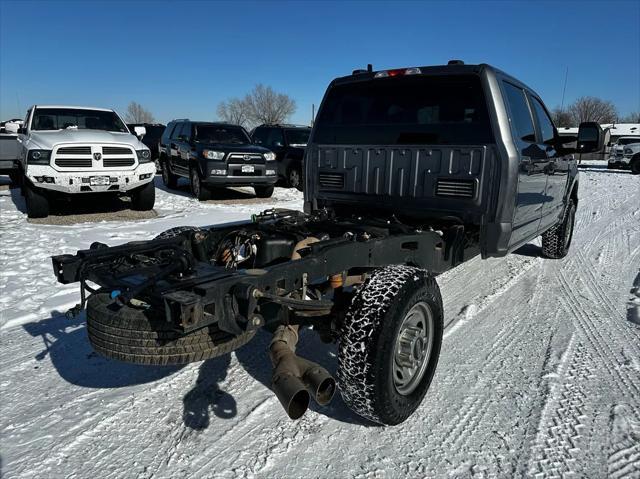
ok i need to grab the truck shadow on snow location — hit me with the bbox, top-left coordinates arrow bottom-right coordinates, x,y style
22,311 -> 182,388
22,310 -> 373,427
8,184 -> 156,220
154,177 -> 281,204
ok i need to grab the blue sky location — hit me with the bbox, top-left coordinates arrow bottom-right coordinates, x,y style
1,0 -> 638,125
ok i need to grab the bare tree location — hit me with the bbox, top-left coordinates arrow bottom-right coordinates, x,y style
621,111 -> 640,123
217,98 -> 250,127
551,107 -> 573,127
568,96 -> 617,125
125,101 -> 155,123
243,84 -> 296,126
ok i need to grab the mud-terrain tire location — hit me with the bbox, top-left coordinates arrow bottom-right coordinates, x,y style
24,180 -> 50,218
162,159 -> 178,189
130,181 -> 155,211
190,167 -> 211,201
631,155 -> 640,175
154,226 -> 202,240
254,185 -> 274,198
542,199 -> 576,259
86,292 -> 255,365
337,265 -> 443,425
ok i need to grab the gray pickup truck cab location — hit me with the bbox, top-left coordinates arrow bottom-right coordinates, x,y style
51,62 -> 602,426
0,120 -> 21,182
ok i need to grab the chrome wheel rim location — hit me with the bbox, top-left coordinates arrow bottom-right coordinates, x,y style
392,301 -> 434,395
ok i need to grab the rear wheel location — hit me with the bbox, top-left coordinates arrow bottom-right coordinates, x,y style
130,181 -> 155,211
24,180 -> 50,218
254,185 -> 274,198
86,292 -> 255,365
542,199 -> 576,259
337,265 -> 443,425
190,167 -> 211,201
631,156 -> 640,175
162,159 -> 178,189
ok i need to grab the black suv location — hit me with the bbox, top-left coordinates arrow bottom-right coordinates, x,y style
251,124 -> 311,190
127,123 -> 165,169
159,120 -> 278,200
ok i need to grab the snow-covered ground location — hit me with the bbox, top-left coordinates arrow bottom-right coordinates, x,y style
1,167 -> 639,478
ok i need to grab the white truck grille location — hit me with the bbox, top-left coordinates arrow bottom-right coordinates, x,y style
53,144 -> 137,170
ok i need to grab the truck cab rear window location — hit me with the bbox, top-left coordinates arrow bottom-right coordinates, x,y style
314,75 -> 493,145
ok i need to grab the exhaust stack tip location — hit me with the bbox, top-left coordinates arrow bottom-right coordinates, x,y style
303,366 -> 337,406
273,374 -> 311,420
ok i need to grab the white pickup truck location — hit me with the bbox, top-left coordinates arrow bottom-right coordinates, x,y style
608,136 -> 640,174
17,105 -> 156,217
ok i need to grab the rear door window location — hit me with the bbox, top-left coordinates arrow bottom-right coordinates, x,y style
314,74 -> 493,145
530,96 -> 555,144
503,82 -> 536,143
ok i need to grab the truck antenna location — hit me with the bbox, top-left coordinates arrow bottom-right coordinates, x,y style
560,66 -> 569,113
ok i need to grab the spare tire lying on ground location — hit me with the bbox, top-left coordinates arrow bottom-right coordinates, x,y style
86,292 -> 255,366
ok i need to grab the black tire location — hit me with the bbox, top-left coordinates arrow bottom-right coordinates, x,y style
542,199 -> 576,259
130,181 -> 155,211
631,156 -> 640,175
337,265 -> 444,425
190,167 -> 211,201
8,171 -> 21,186
86,293 -> 255,366
162,159 -> 178,189
254,185 -> 274,198
154,226 -> 202,240
24,180 -> 50,218
607,163 -> 615,170
287,166 -> 303,191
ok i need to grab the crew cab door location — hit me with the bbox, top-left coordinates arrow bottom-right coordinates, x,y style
529,95 -> 569,229
502,82 -> 551,247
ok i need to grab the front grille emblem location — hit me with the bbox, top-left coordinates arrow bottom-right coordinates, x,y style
243,154 -> 251,161
93,152 -> 102,161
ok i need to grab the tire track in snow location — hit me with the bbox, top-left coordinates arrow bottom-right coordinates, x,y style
527,335 -> 593,477
607,404 -> 640,479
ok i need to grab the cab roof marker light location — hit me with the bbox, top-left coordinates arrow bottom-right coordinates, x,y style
373,67 -> 421,78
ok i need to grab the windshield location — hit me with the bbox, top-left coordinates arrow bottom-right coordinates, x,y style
195,125 -> 249,144
31,108 -> 128,132
285,128 -> 310,146
314,74 -> 493,145
617,137 -> 640,145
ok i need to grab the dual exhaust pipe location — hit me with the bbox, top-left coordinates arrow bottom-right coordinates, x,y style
269,324 -> 336,419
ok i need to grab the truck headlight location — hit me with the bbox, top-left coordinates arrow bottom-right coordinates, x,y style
136,149 -> 152,163
266,169 -> 276,176
203,150 -> 225,160
624,148 -> 633,155
27,149 -> 51,165
264,152 -> 276,162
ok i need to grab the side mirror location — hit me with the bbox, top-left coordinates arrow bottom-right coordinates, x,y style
576,122 -> 604,154
133,126 -> 146,139
4,123 -> 20,134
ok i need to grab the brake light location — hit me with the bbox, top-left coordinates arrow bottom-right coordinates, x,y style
374,67 -> 422,78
